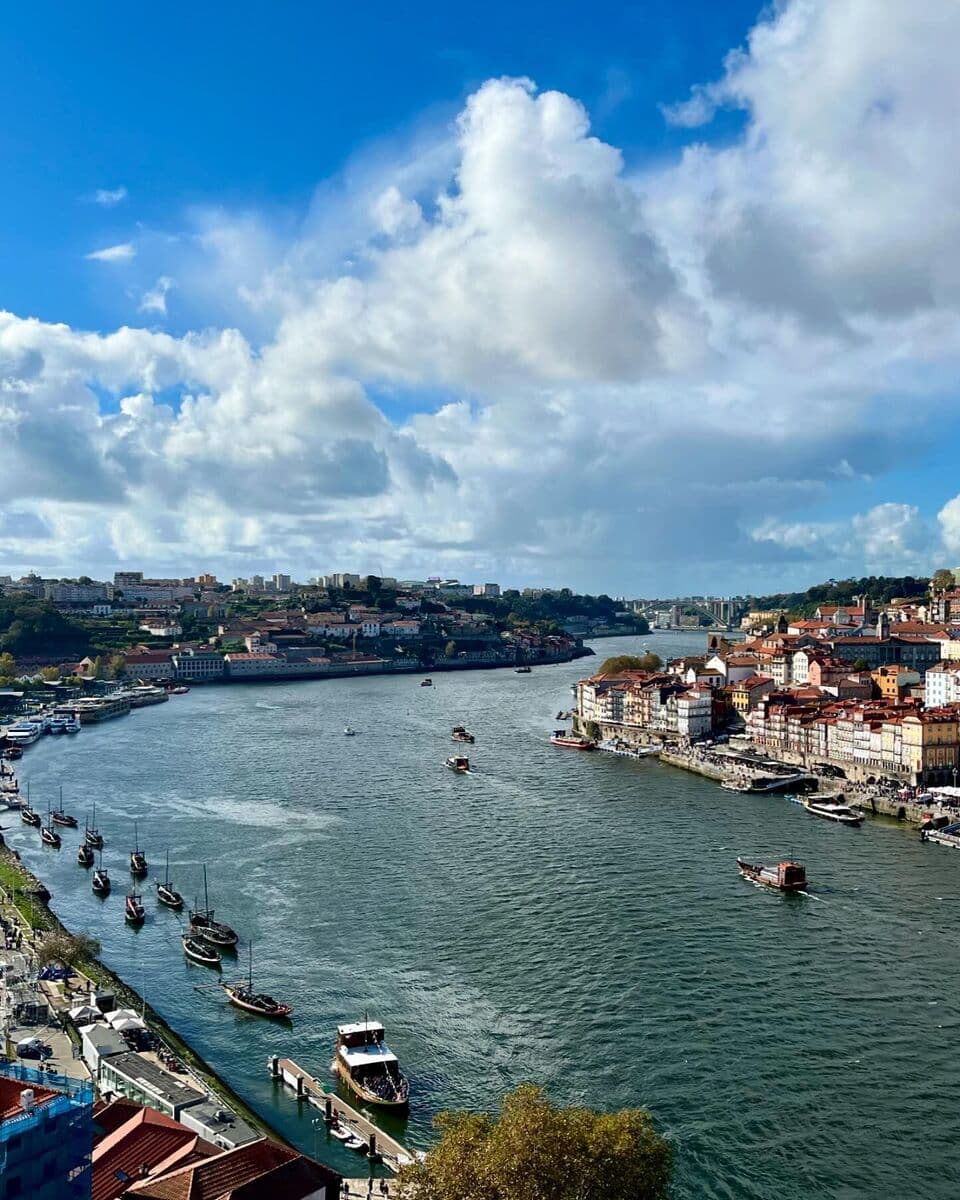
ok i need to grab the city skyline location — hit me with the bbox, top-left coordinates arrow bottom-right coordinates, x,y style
3,1 -> 960,594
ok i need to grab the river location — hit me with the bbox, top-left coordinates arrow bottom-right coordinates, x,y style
6,633 -> 960,1198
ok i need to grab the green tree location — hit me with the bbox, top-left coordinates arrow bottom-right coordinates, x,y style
399,1084 -> 671,1200
91,655 -> 105,679
932,569 -> 956,592
599,653 -> 662,676
444,640 -> 458,659
0,652 -> 16,677
39,666 -> 61,681
108,654 -> 127,680
852,659 -> 870,672
36,931 -> 101,970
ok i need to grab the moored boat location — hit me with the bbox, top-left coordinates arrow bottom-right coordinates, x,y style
189,865 -> 238,946
20,806 -> 41,826
550,729 -> 595,750
182,935 -> 221,967
156,850 -> 183,909
77,843 -> 95,867
445,755 -> 470,773
40,823 -> 61,848
125,891 -> 145,925
515,665 -> 532,673
221,943 -> 291,1018
51,786 -> 78,827
2,746 -> 23,759
129,820 -> 148,877
451,725 -> 475,744
332,1020 -> 409,1109
84,803 -> 104,849
803,798 -> 864,826
737,857 -> 807,892
92,853 -> 110,895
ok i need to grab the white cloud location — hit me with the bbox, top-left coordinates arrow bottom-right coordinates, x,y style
139,276 -> 174,316
6,2 -> 960,590
92,186 -> 128,207
85,242 -> 136,263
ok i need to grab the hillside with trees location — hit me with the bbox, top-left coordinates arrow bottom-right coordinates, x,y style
0,595 -> 90,658
751,575 -> 930,616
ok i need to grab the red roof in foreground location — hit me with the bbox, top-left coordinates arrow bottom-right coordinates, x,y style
92,1106 -> 217,1200
128,1139 -> 294,1200
0,1075 -> 57,1121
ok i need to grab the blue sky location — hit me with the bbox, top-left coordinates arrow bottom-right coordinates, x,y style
2,1 -> 959,594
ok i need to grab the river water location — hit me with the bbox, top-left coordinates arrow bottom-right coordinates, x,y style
6,633 -> 960,1198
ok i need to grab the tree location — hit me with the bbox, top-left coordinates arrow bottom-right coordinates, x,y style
599,653 -> 662,676
932,569 -> 956,592
445,640 -> 458,658
0,651 -> 17,677
36,931 -> 101,970
39,666 -> 61,681
108,654 -> 127,680
399,1084 -> 672,1200
852,659 -> 870,672
91,655 -> 105,679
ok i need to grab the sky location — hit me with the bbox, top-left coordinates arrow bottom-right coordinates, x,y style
2,0 -> 960,596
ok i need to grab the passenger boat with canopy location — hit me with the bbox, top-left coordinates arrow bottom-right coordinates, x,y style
332,1020 -> 409,1109
736,857 -> 807,892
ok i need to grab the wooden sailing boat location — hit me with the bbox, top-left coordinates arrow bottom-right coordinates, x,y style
129,820 -> 148,878
221,942 -> 291,1018
125,889 -> 145,925
182,934 -> 221,967
51,786 -> 78,827
77,840 -> 94,867
92,849 -> 110,895
155,850 -> 183,909
84,803 -> 103,849
40,800 -> 62,848
189,865 -> 238,946
20,783 -> 40,826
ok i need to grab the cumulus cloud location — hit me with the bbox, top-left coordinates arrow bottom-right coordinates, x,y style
92,186 -> 128,207
5,1 -> 960,589
85,242 -> 136,263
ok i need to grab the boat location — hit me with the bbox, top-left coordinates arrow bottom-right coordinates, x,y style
51,787 -> 78,827
170,685 -> 189,695
156,850 -> 183,909
344,727 -> 358,736
420,678 -> 433,687
84,803 -> 104,849
445,755 -> 470,773
803,798 -> 864,826
182,935 -> 221,967
330,1125 -> 353,1142
5,722 -> 42,746
550,730 -> 595,750
721,780 -> 752,793
48,717 -> 69,735
451,725 -> 475,744
344,1136 -> 367,1152
40,802 -> 62,848
125,891 -> 145,925
92,852 -> 110,895
3,746 -> 23,759
332,1020 -> 410,1109
129,820 -> 148,878
737,857 -> 807,892
189,865 -> 239,947
63,717 -> 81,734
77,843 -> 94,867
221,943 -> 291,1018
21,787 -> 40,826
515,665 -> 532,673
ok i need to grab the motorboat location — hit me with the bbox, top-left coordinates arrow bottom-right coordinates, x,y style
803,798 -> 864,826
77,843 -> 95,867
125,891 -> 146,925
721,780 -> 752,793
515,665 -> 532,673
189,864 -> 239,946
344,1136 -> 367,1152
420,678 -> 433,687
129,820 -> 148,878
156,850 -> 183,909
445,755 -> 470,773
344,727 -> 358,736
451,725 -> 475,744
737,857 -> 807,892
51,787 -> 78,827
550,730 -> 595,750
332,1020 -> 409,1109
330,1125 -> 353,1142
63,717 -> 81,734
221,943 -> 291,1018
182,935 -> 221,967
48,717 -> 70,735
2,746 -> 23,759
170,685 -> 189,694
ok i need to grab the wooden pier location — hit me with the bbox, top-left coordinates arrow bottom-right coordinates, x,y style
269,1056 -> 417,1174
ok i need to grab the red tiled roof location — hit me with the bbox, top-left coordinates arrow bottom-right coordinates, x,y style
92,1107 -> 216,1200
0,1075 -> 57,1120
128,1139 -> 294,1200
224,1155 -> 340,1200
93,1097 -> 143,1138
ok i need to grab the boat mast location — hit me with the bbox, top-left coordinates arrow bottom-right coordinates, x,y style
203,864 -> 210,915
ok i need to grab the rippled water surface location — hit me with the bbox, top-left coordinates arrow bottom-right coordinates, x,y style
8,634 -> 960,1197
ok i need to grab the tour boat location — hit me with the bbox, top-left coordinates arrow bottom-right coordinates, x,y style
803,799 -> 864,826
77,843 -> 95,867
550,730 -> 595,750
51,787 -> 78,827
737,857 -> 807,892
189,865 -> 239,947
48,717 -> 69,734
420,678 -> 433,687
721,780 -> 752,792
515,665 -> 532,673
221,943 -> 291,1018
92,853 -> 110,895
84,804 -> 104,849
156,850 -> 183,909
129,820 -> 148,877
451,725 -> 475,744
445,755 -> 470,773
332,1020 -> 410,1109
4,722 -> 42,746
182,935 -> 221,967
63,717 -> 81,734
125,891 -> 146,925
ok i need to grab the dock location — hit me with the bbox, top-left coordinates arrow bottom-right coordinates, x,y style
269,1056 -> 417,1174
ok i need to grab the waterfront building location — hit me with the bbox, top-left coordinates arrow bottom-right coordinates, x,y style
381,617 -> 422,638
0,1060 -> 93,1200
98,1051 -> 206,1120
171,649 -> 225,682
924,661 -> 960,706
